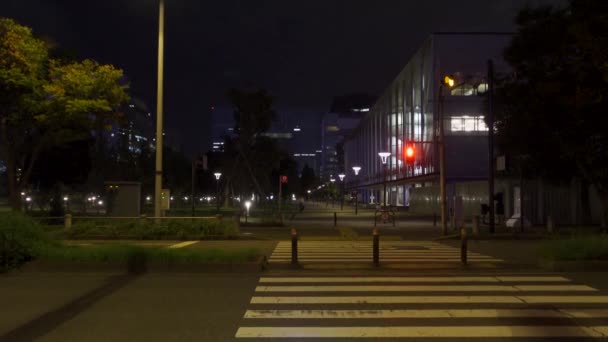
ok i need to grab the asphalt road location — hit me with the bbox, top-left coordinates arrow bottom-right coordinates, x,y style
3,238 -> 608,341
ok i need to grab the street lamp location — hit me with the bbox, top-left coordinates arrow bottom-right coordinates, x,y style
352,166 -> 361,214
378,152 -> 391,208
438,76 -> 453,235
329,178 -> 336,207
338,173 -> 345,211
244,200 -> 251,223
214,172 -> 222,214
154,0 -> 166,221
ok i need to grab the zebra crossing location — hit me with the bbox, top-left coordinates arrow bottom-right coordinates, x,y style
235,274 -> 608,339
268,240 -> 504,266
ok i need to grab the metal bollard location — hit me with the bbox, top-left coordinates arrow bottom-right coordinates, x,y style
291,228 -> 298,265
460,227 -> 468,265
334,212 -> 337,227
373,228 -> 379,266
64,214 -> 72,231
547,215 -> 554,234
472,215 -> 480,237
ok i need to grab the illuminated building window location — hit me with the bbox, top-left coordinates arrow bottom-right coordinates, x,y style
450,116 -> 488,132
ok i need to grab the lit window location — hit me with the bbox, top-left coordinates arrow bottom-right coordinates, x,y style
450,116 -> 488,132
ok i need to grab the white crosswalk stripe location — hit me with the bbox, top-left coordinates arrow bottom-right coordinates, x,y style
268,240 -> 504,265
235,274 -> 608,339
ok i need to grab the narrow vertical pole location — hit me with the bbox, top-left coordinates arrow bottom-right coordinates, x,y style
334,212 -> 337,227
154,0 -> 165,222
278,177 -> 282,224
461,227 -> 468,265
439,85 -> 448,235
340,181 -> 344,210
215,180 -> 220,214
373,228 -> 379,266
291,228 -> 298,265
383,165 -> 387,208
488,59 -> 496,234
191,160 -> 195,217
355,191 -> 358,215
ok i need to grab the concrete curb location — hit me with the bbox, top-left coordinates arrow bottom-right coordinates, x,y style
17,256 -> 267,273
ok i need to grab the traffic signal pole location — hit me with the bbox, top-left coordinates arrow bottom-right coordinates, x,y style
439,85 -> 448,236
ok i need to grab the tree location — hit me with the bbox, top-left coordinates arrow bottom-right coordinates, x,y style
300,164 -> 317,196
222,88 -> 280,201
0,18 -> 129,210
495,0 -> 608,226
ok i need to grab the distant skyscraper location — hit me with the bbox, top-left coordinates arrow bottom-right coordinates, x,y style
321,94 -> 376,180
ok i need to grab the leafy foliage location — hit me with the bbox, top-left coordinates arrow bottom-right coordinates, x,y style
495,0 -> 608,223
0,212 -> 56,271
0,18 -> 129,210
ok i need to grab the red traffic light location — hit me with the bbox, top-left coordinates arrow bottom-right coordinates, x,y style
405,146 -> 415,160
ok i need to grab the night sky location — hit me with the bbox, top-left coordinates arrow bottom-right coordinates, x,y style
2,0 -> 562,154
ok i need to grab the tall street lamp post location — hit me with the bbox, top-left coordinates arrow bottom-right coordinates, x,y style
378,152 -> 391,208
154,0 -> 165,221
214,172 -> 222,214
352,166 -> 361,215
338,173 -> 345,211
438,76 -> 455,235
330,177 -> 336,208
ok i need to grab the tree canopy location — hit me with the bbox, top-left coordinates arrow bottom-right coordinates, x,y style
495,0 -> 608,223
0,18 -> 129,210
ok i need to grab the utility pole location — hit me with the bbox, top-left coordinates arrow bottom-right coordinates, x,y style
488,59 -> 496,234
154,0 -> 165,221
439,84 -> 448,235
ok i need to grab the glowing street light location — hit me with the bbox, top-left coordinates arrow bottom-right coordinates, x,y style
214,172 -> 222,213
338,173 -> 346,210
244,200 -> 252,223
444,75 -> 455,88
352,165 -> 362,215
378,152 -> 391,208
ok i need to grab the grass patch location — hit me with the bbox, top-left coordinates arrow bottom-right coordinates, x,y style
67,218 -> 239,240
539,235 -> 608,261
37,244 -> 261,263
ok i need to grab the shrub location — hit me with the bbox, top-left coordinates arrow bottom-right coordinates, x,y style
0,212 -> 56,271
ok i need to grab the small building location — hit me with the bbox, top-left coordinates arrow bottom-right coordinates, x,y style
104,181 -> 141,217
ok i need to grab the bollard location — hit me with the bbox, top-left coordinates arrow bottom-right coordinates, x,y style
334,212 -> 337,227
64,214 -> 72,231
547,215 -> 554,234
373,228 -> 379,267
460,227 -> 468,265
472,215 -> 480,237
291,228 -> 298,265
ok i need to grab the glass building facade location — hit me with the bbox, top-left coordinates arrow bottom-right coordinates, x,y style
344,33 -> 512,207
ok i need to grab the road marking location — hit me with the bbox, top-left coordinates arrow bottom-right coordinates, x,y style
250,295 -> 608,304
244,308 -> 568,319
561,309 -> 608,318
258,276 -> 571,283
166,241 -> 198,249
235,325 -> 605,338
255,285 -> 595,292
